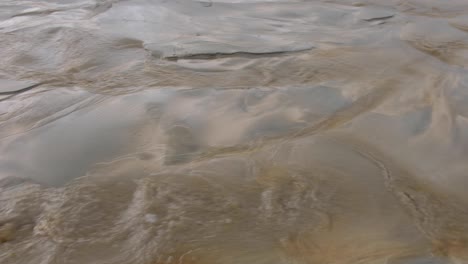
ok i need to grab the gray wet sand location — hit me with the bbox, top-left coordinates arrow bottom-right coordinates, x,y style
1,0 -> 468,264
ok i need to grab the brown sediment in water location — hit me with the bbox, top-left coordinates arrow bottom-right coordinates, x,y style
1,0 -> 468,264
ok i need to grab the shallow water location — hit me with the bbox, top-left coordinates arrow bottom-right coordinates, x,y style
1,0 -> 468,263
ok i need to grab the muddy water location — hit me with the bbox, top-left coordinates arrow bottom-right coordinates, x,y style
1,0 -> 468,263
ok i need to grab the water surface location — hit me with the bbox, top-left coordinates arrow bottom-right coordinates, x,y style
1,0 -> 468,263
